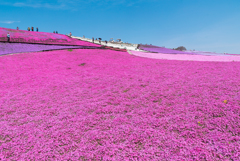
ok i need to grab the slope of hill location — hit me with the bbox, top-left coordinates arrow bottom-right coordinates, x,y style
1,27 -> 240,160
0,27 -> 101,47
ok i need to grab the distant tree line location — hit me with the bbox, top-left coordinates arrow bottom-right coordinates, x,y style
173,46 -> 187,51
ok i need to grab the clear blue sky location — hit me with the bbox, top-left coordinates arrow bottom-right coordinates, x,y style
1,0 -> 240,54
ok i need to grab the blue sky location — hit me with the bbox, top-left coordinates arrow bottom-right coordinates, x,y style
0,0 -> 240,54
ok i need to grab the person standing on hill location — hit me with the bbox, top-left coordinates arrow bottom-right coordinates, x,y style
28,27 -> 30,31
92,37 -> 94,43
53,31 -> 55,33
69,32 -> 72,37
17,27 -> 19,30
56,31 -> 58,34
7,33 -> 10,42
31,27 -> 34,31
36,27 -> 38,32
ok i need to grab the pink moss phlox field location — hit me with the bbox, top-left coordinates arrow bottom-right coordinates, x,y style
0,42 -> 97,56
184,50 -> 227,56
0,27 -> 100,47
130,50 -> 240,62
1,49 -> 240,160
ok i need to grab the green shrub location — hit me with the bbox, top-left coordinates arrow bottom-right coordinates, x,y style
78,63 -> 86,66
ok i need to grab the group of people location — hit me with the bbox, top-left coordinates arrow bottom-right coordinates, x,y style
91,37 -> 107,44
15,26 -> 39,32
27,27 -> 39,32
53,31 -> 58,34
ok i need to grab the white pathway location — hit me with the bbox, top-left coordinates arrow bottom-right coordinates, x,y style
71,36 -> 144,51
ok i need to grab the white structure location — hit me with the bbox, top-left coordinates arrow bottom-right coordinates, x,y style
71,36 -> 144,51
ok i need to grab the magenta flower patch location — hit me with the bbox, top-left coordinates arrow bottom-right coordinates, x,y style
0,27 -> 100,47
0,48 -> 240,160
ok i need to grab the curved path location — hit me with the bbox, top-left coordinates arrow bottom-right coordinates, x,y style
128,50 -> 240,62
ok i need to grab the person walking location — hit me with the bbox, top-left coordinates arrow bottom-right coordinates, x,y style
7,33 -> 10,42
31,27 -> 34,31
56,31 -> 58,34
28,27 -> 30,31
36,27 -> 38,32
